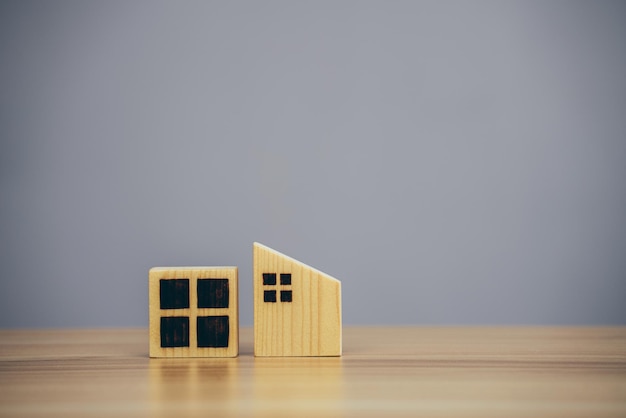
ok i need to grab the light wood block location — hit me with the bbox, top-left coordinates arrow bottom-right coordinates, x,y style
149,266 -> 238,357
253,242 -> 342,356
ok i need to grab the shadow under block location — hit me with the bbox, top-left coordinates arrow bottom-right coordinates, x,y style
149,267 -> 238,357
253,242 -> 342,356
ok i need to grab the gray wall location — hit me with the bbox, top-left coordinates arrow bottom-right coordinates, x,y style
1,0 -> 625,328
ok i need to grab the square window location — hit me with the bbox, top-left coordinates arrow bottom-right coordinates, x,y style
264,290 -> 277,302
197,316 -> 229,348
160,279 -> 189,309
263,273 -> 276,285
280,273 -> 291,285
280,290 -> 292,302
197,279 -> 229,308
160,316 -> 189,347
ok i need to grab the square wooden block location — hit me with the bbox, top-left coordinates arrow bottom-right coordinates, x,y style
149,267 -> 238,357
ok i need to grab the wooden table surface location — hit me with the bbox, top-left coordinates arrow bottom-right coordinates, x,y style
1,327 -> 625,417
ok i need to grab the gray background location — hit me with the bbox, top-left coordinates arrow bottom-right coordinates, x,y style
1,0 -> 625,328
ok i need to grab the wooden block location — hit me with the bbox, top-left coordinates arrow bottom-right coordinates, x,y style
149,267 -> 238,357
253,242 -> 342,356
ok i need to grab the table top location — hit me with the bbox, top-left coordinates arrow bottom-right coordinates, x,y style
1,326 -> 625,417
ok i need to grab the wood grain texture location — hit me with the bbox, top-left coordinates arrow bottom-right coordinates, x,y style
149,267 -> 238,357
253,242 -> 342,356
1,327 -> 625,418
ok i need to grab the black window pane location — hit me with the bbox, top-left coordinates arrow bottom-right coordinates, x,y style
197,279 -> 229,308
160,316 -> 189,347
263,273 -> 276,285
280,290 -> 292,302
160,279 -> 189,309
280,273 -> 291,285
264,290 -> 277,302
197,316 -> 229,348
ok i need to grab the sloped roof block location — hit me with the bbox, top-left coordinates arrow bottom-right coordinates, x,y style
253,242 -> 342,356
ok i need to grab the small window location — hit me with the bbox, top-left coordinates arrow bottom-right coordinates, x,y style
264,290 -> 277,302
263,273 -> 276,285
197,316 -> 229,348
197,279 -> 229,308
280,273 -> 291,285
160,316 -> 190,347
160,279 -> 190,309
263,272 -> 293,303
